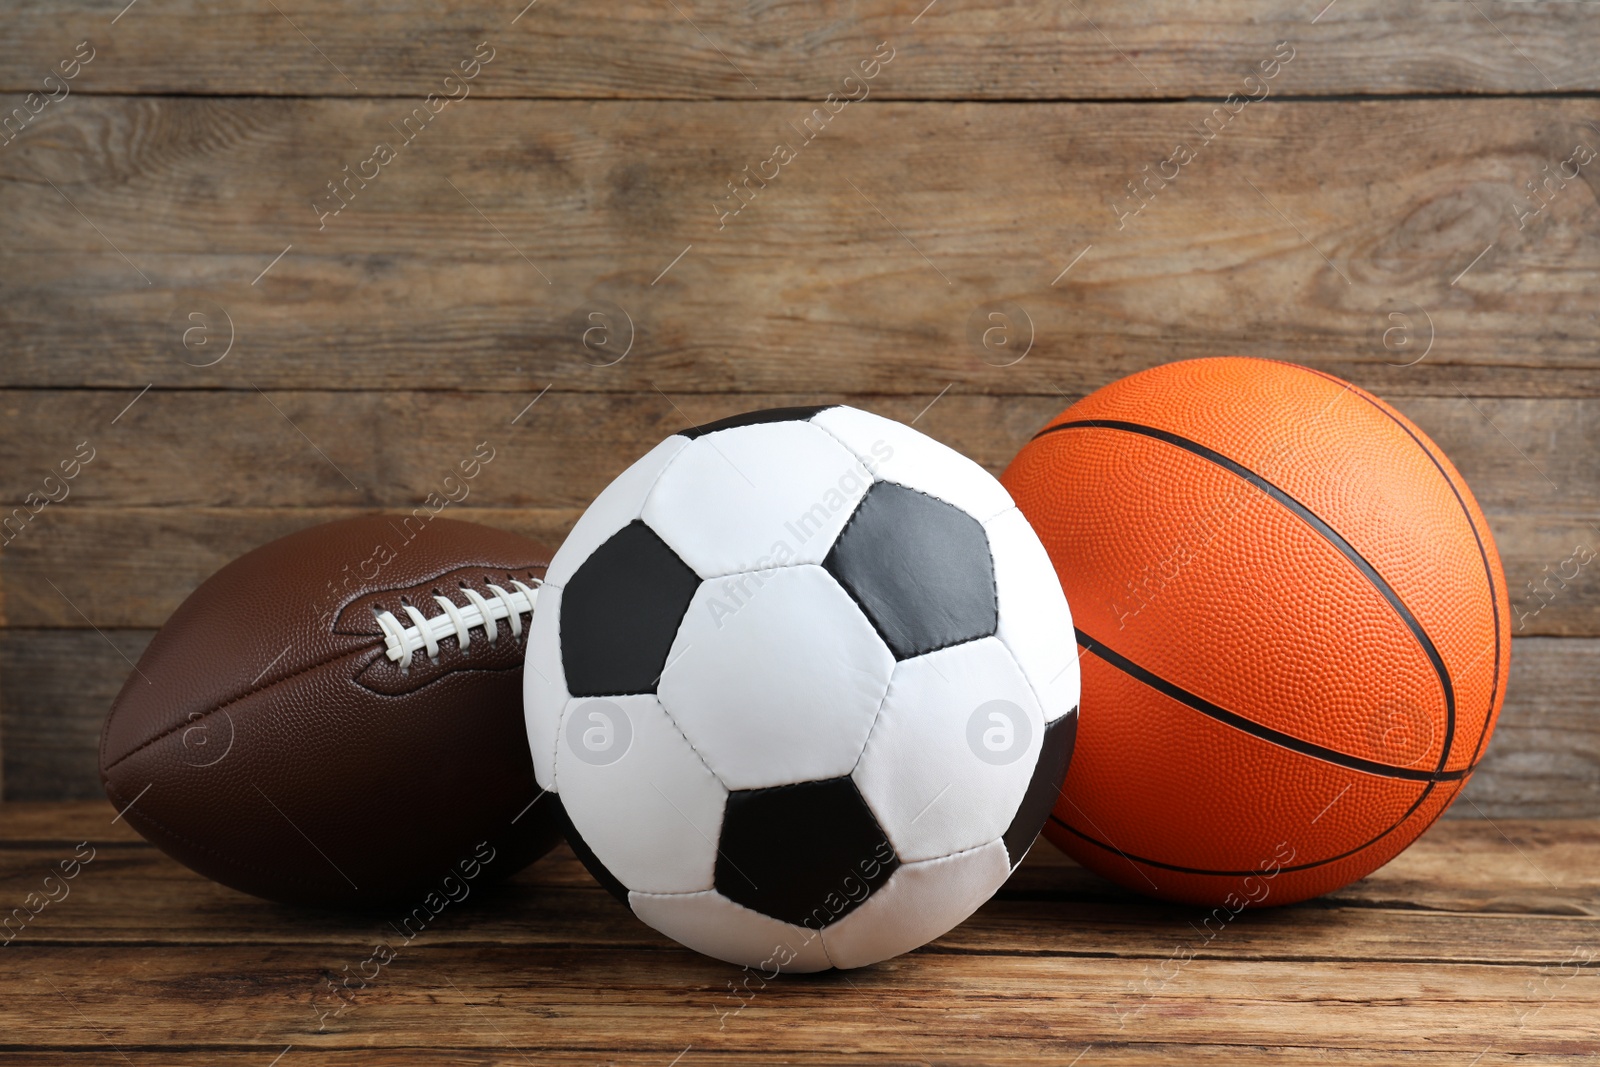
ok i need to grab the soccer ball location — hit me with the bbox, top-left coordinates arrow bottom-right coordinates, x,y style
524,405 -> 1079,971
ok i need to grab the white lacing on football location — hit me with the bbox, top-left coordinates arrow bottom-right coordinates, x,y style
374,579 -> 541,669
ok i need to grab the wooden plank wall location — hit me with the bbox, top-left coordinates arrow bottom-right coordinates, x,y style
0,2 -> 1596,814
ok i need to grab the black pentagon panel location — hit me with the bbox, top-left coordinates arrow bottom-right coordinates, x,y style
561,520 -> 700,696
558,797 -> 632,906
716,776 -> 898,929
679,405 -> 836,440
1001,708 -> 1079,868
824,481 -> 998,660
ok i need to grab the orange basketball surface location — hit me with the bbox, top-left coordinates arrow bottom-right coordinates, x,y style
1001,357 -> 1511,906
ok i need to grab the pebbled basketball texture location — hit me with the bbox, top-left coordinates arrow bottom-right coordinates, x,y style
99,515 -> 564,907
1002,358 -> 1511,907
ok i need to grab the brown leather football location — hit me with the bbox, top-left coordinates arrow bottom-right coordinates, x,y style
99,514 -> 563,907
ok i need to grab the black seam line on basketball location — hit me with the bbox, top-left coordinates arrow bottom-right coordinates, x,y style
1075,628 -> 1464,782
1049,734 -> 1463,878
1036,417 -> 1457,778
1047,783 -> 1446,877
1292,363 -> 1503,770
1062,777 -> 1465,876
1104,777 -> 1461,876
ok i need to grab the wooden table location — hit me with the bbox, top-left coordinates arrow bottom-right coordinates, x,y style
0,802 -> 1594,1064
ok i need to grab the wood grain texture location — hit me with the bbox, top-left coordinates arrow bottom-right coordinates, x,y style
1,1 -> 1595,99
1469,637 -> 1600,820
0,799 -> 142,842
6,511 -> 1593,639
1,810 -> 1596,947
5,504 -> 1594,635
4,628 -> 1594,814
0,509 -> 580,631
0,805 -> 1595,1064
3,950 -> 1589,1058
6,390 -> 1598,512
3,98 -> 1599,396
0,1056 -> 1568,1067
0,630 -> 151,802
4,388 -> 1595,624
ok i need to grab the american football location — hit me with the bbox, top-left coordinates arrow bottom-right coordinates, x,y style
99,514 -> 565,907
525,406 -> 1081,970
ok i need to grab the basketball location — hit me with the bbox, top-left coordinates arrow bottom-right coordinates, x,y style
1001,357 -> 1511,907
